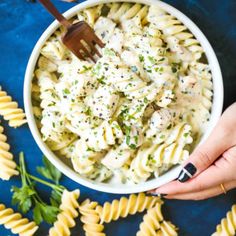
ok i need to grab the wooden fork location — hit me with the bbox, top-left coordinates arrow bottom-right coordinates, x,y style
38,0 -> 105,62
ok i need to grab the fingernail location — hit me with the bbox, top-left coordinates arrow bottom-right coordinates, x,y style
146,192 -> 167,197
178,163 -> 197,182
146,192 -> 159,196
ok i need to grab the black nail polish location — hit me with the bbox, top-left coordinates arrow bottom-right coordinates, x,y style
145,193 -> 159,196
146,193 -> 168,197
146,192 -> 160,196
178,163 -> 197,182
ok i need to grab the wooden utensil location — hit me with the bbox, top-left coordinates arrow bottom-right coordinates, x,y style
38,0 -> 104,62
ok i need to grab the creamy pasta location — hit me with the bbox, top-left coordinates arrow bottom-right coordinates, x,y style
32,2 -> 213,184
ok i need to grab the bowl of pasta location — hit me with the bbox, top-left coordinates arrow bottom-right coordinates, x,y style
24,0 -> 223,194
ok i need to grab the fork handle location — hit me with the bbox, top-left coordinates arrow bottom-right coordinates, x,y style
38,0 -> 72,29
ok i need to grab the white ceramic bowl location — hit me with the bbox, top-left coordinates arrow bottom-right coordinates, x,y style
24,0 -> 223,194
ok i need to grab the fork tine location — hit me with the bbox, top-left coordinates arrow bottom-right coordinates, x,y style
92,45 -> 102,57
74,48 -> 85,61
80,43 -> 96,63
86,40 -> 102,57
92,35 -> 105,48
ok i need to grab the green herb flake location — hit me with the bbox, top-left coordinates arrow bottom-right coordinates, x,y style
148,56 -> 156,64
129,144 -> 137,150
160,134 -> 165,139
63,88 -> 70,95
139,55 -> 144,62
184,133 -> 189,138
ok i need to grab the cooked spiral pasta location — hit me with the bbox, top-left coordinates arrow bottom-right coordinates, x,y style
137,203 -> 177,236
35,69 -> 76,151
80,120 -> 124,152
41,34 -> 66,61
212,205 -> 236,236
79,199 -> 106,236
49,189 -> 80,236
76,5 -> 103,26
96,193 -> 162,223
147,5 -> 203,61
33,2 -> 213,185
0,124 -> 18,180
0,203 -> 38,236
105,2 -> 148,25
129,123 -> 193,183
189,62 -> 213,111
93,50 -> 159,101
0,86 -> 27,128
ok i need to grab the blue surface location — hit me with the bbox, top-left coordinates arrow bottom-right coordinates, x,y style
0,0 -> 236,235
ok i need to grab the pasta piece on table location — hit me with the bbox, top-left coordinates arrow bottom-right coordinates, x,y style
49,189 -> 80,236
137,203 -> 178,236
96,193 -> 162,223
0,203 -> 38,236
212,205 -> 236,236
0,124 -> 18,180
0,86 -> 27,128
79,199 -> 106,236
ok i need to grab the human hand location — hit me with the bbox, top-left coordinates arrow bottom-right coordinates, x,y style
149,103 -> 236,200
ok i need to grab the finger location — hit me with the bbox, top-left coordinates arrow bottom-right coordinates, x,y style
178,105 -> 236,182
164,180 -> 236,200
152,153 -> 235,195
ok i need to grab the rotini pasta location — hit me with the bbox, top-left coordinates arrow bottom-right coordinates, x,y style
32,2 -> 213,184
147,5 -> 203,61
49,189 -> 80,236
0,203 -> 38,236
79,199 -> 106,236
0,124 -> 18,180
129,123 -> 193,183
95,193 -> 162,223
137,203 -> 177,236
79,120 -> 124,152
212,205 -> 236,236
0,86 -> 27,128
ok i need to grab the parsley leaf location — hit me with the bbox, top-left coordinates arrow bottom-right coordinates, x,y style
11,185 -> 36,214
37,156 -> 62,185
50,189 -> 62,208
33,202 -> 59,225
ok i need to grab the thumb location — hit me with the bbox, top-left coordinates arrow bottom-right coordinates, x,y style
178,103 -> 236,182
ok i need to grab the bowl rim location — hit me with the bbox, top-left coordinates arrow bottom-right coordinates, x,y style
24,0 -> 224,194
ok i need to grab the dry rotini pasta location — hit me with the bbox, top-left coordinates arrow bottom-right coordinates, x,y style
0,86 -> 27,128
212,205 -> 236,236
95,193 -> 162,223
49,189 -> 80,236
0,203 -> 38,236
79,199 -> 106,236
0,124 -> 18,180
137,203 -> 178,236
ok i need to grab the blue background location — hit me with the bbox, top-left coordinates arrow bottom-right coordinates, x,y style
0,0 -> 236,235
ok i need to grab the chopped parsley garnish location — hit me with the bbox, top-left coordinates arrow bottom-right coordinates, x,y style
63,88 -> 70,95
139,55 -> 144,62
184,133 -> 189,138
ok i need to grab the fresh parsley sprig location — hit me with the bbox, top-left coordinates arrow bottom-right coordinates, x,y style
11,152 -> 65,225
